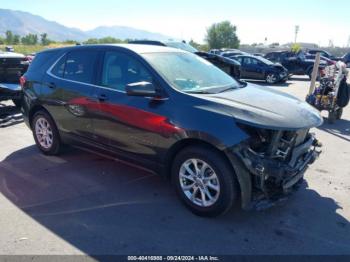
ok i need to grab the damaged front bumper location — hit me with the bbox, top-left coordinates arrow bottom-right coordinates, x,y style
230,133 -> 322,210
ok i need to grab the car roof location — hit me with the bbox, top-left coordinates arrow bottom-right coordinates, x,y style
39,44 -> 184,55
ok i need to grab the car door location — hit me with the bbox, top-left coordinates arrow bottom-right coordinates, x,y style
91,50 -> 167,166
242,57 -> 262,79
44,49 -> 99,139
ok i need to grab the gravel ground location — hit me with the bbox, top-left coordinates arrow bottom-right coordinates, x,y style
0,76 -> 349,256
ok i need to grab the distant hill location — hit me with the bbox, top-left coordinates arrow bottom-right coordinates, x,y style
87,26 -> 171,41
0,9 -> 172,42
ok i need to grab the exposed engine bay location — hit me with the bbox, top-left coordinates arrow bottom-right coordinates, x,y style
233,123 -> 322,209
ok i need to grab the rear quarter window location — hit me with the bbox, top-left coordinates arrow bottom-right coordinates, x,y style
27,51 -> 61,74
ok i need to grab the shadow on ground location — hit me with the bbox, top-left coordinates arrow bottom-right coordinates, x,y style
0,102 -> 23,128
0,145 -> 349,255
318,118 -> 350,143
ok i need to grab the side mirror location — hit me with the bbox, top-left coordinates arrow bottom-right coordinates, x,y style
125,81 -> 158,97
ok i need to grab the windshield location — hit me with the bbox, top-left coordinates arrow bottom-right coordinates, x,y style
165,42 -> 198,53
143,52 -> 241,93
257,56 -> 275,65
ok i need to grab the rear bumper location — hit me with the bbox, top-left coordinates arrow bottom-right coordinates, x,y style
230,134 -> 322,210
0,83 -> 22,101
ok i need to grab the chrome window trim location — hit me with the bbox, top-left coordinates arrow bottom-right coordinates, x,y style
46,52 -> 126,94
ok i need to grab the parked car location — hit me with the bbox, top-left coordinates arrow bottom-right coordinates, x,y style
341,52 -> 350,67
221,50 -> 248,58
129,40 -> 241,79
265,51 -> 327,79
22,44 -> 322,216
305,54 -> 336,66
233,55 -> 288,84
307,49 -> 337,61
0,51 -> 29,107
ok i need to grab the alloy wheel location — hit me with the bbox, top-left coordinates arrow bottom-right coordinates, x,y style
179,158 -> 220,207
266,73 -> 277,84
35,117 -> 54,149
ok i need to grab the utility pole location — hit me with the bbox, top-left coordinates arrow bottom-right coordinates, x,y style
347,36 -> 350,48
294,25 -> 300,43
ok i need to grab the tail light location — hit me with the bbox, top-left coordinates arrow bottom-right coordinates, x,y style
20,76 -> 26,89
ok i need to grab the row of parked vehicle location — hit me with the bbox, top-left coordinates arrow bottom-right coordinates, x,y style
212,47 -> 350,83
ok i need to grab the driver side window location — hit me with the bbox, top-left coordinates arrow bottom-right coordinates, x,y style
101,51 -> 153,92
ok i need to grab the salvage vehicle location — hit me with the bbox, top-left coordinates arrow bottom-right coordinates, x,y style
22,44 -> 323,217
129,40 -> 241,79
233,55 -> 288,84
0,50 -> 29,107
265,51 -> 327,79
305,54 -> 336,66
307,49 -> 337,61
221,50 -> 248,58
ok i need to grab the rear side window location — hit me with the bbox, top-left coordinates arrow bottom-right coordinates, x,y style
51,55 -> 66,78
62,50 -> 98,84
27,51 -> 58,74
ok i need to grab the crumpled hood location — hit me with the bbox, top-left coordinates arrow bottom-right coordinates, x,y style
200,84 -> 323,130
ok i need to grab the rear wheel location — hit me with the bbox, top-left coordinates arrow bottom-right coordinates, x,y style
32,111 -> 62,155
172,146 -> 238,217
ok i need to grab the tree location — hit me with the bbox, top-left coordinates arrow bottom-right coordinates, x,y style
205,21 -> 240,49
21,34 -> 38,45
41,33 -> 50,45
291,43 -> 301,53
13,35 -> 20,45
0,36 -> 5,45
189,39 -> 201,50
5,30 -> 13,44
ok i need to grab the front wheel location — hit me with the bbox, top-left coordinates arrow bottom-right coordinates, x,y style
172,146 -> 238,217
266,73 -> 278,84
32,111 -> 62,155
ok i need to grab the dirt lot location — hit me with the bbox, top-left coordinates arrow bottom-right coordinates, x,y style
0,76 -> 349,255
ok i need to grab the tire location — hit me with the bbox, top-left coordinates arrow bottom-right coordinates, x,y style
266,73 -> 278,84
12,98 -> 22,108
328,110 -> 337,124
336,108 -> 343,120
172,145 -> 238,217
32,110 -> 62,155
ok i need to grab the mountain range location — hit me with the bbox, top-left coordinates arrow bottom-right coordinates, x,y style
0,9 -> 172,42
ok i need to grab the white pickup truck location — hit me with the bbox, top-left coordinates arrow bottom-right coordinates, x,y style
0,51 -> 30,107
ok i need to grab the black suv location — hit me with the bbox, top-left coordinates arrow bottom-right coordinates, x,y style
265,51 -> 327,79
22,44 -> 322,216
0,51 -> 29,107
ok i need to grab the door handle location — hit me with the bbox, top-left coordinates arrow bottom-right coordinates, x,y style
97,94 -> 108,102
47,82 -> 56,89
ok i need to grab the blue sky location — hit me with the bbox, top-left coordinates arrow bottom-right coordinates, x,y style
1,0 -> 350,46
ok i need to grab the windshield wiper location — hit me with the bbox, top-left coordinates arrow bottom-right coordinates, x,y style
186,90 -> 213,94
